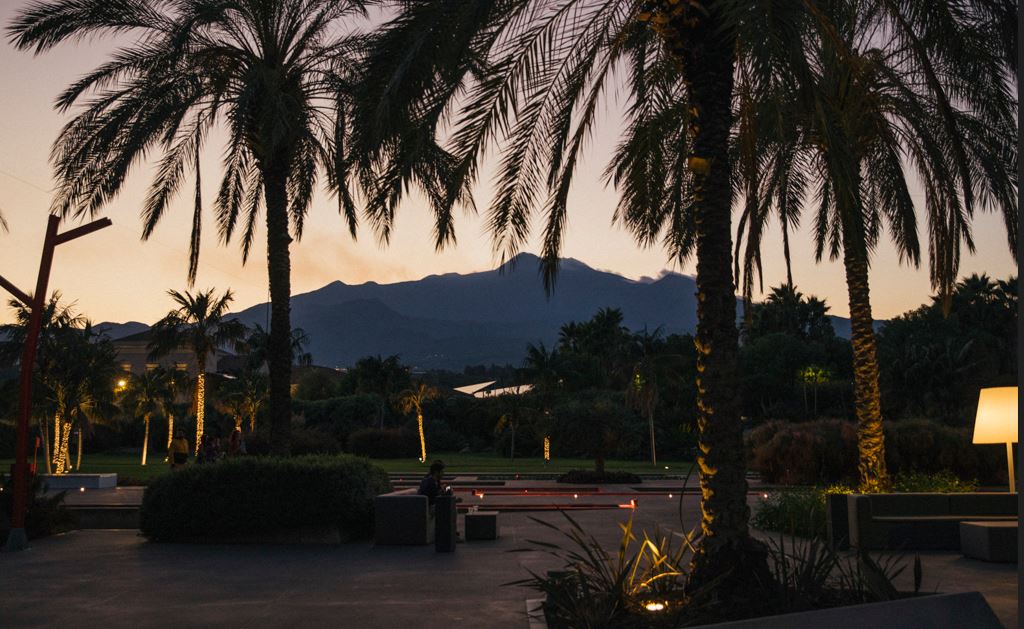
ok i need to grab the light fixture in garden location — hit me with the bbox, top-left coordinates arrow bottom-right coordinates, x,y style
972,387 -> 1018,493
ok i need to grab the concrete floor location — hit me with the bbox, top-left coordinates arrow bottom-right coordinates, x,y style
2,487 -> 1017,628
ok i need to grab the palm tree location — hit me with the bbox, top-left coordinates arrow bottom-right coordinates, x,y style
397,382 -> 440,463
122,368 -> 171,466
9,0 -> 382,455
221,370 -> 268,433
241,324 -> 313,372
149,289 -> 245,455
626,327 -> 681,466
735,4 -> 1016,491
163,370 -> 186,451
352,0 -> 1014,587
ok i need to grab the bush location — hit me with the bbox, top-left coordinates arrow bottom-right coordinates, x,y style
0,420 -> 15,458
557,470 -> 642,484
1,475 -> 77,545
295,395 -> 381,445
140,455 -> 391,542
748,419 -> 1002,486
891,470 -> 977,493
289,426 -> 343,456
748,420 -> 857,485
347,428 -> 417,458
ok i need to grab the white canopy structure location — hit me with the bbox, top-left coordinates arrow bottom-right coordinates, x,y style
453,381 -> 533,398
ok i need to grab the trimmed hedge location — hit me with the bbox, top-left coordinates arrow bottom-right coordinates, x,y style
139,455 -> 391,542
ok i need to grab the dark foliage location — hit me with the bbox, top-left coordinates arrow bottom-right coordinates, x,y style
347,428 -> 418,459
1,475 -> 77,545
748,419 -> 1006,486
139,456 -> 391,542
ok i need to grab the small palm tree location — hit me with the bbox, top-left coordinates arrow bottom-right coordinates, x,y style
149,289 -> 245,455
122,368 -> 172,466
398,383 -> 440,463
221,371 -> 268,433
626,327 -> 681,466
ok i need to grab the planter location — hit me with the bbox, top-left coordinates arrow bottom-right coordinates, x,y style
825,492 -> 849,550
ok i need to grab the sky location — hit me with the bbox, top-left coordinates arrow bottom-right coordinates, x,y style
0,2 -> 1016,327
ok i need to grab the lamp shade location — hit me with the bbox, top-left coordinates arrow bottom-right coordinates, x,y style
972,387 -> 1018,444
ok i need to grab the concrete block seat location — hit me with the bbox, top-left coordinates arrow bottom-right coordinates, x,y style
848,493 -> 1016,551
465,511 -> 499,541
960,521 -> 1018,563
374,489 -> 434,545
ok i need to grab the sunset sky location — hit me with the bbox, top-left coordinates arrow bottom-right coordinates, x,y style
0,2 -> 1016,327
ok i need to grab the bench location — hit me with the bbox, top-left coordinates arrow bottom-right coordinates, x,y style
374,488 -> 434,545
960,521 -> 1018,563
847,493 -> 1016,551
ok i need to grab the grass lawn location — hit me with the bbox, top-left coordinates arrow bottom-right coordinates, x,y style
2,452 -> 693,483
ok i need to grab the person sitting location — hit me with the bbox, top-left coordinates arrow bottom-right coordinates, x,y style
418,460 -> 446,506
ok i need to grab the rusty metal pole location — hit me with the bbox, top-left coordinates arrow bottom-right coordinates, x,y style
3,214 -> 111,552
4,214 -> 59,551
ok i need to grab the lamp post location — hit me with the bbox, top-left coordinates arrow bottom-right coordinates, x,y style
972,387 -> 1019,493
1,213 -> 112,551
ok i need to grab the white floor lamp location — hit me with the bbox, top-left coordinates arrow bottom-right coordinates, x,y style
972,387 -> 1019,493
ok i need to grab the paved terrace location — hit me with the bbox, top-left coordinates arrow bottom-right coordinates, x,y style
3,482 -> 1017,628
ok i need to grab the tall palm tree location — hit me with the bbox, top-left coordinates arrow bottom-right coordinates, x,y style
122,368 -> 171,466
735,3 -> 1016,491
626,326 -> 681,466
149,289 -> 245,455
163,370 -> 186,451
8,0 -> 382,455
397,382 -> 439,463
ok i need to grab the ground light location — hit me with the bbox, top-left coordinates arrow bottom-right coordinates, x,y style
643,601 -> 666,612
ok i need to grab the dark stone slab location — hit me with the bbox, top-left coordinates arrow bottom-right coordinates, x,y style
960,521 -> 1018,563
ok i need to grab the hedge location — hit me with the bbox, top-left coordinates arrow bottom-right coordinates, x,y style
139,455 -> 391,541
748,419 -> 1006,485
347,428 -> 418,458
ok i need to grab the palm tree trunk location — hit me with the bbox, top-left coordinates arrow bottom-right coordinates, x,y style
52,414 -> 60,467
142,414 -> 151,466
75,428 -> 82,470
264,163 -> 292,455
647,406 -> 658,467
166,413 -> 174,450
417,410 -> 426,463
38,417 -> 51,475
194,366 -> 206,456
842,243 -> 889,492
665,5 -> 770,594
55,421 -> 71,475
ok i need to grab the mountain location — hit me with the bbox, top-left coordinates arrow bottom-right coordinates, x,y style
230,253 -> 703,369
93,321 -> 150,340
95,254 -> 873,370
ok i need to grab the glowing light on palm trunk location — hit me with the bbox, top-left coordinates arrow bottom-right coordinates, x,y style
417,412 -> 426,463
195,372 -> 205,455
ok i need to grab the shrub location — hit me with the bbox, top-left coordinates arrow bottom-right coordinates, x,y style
557,470 -> 642,484
139,455 -> 391,542
891,470 -> 977,493
749,420 -> 857,485
289,426 -> 343,456
295,394 -> 380,444
347,428 -> 417,458
1,475 -> 77,544
752,489 -> 831,539
0,420 -> 15,458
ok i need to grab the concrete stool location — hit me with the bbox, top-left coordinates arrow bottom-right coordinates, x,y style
960,521 -> 1017,563
465,511 -> 499,541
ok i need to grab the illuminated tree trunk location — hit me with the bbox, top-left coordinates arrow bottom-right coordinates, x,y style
416,409 -> 426,463
234,416 -> 243,432
249,412 -> 256,433
194,370 -> 206,456
141,413 -> 150,466
75,428 -> 82,470
651,1 -> 772,594
264,162 -> 293,455
52,414 -> 60,467
55,421 -> 71,475
543,436 -> 551,462
842,241 -> 889,492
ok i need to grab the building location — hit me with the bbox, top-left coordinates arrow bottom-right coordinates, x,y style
110,330 -> 220,378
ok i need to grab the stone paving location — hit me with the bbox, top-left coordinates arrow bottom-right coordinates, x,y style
3,483 -> 1017,628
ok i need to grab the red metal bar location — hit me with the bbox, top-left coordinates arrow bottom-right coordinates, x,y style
54,217 -> 112,246
0,274 -> 30,307
7,215 -> 60,548
5,213 -> 111,550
